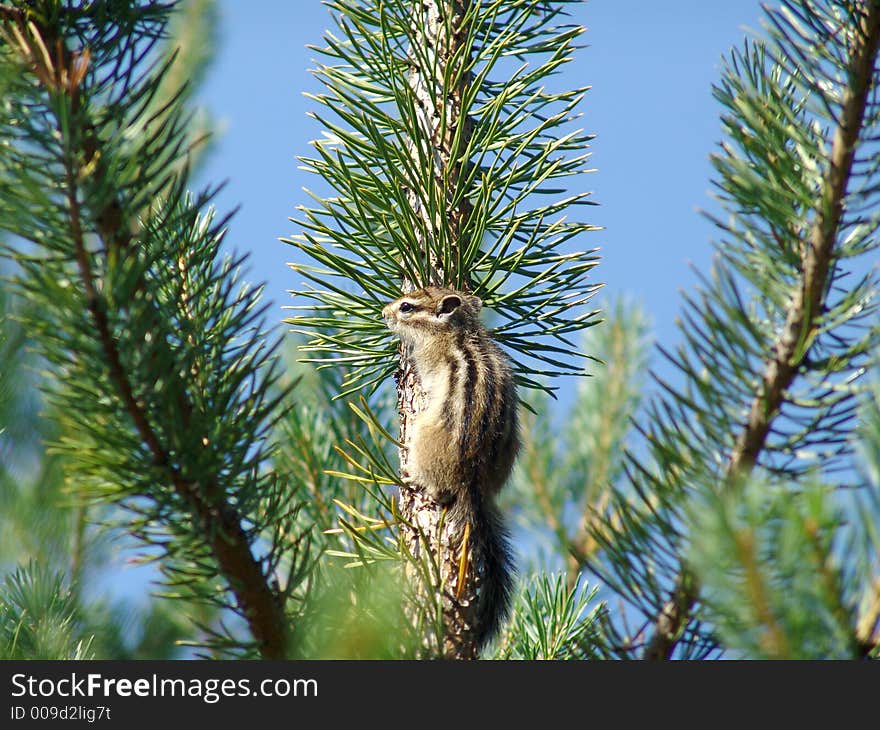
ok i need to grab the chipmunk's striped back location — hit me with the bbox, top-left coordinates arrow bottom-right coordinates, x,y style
383,287 -> 520,647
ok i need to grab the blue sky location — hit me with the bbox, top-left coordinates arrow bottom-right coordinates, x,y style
194,0 -> 767,355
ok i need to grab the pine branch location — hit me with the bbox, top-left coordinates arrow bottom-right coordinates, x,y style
509,298 -> 649,588
853,383 -> 880,657
642,2 -> 880,660
292,0 -> 598,658
0,562 -> 93,660
564,302 -> 649,584
857,581 -> 880,656
288,0 -> 598,399
493,574 -> 603,660
65,175 -> 286,659
0,3 -> 293,658
685,385 -> 880,658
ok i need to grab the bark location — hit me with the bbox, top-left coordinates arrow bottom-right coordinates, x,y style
396,0 -> 483,659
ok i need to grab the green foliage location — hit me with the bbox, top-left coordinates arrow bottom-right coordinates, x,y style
315,448 -> 450,657
284,0 -> 602,659
159,0 -> 220,172
0,0 -> 306,657
0,0 -> 237,659
0,284 -> 71,568
509,297 -> 650,573
687,385 -> 880,659
286,0 -> 600,398
494,575 -> 602,659
0,562 -> 93,660
291,561 -> 419,659
587,0 -> 880,658
688,479 -> 859,659
273,345 -> 399,540
3,0 -> 877,663
850,385 -> 880,656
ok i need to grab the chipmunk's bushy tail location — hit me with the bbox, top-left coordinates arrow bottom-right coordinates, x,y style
450,487 -> 515,651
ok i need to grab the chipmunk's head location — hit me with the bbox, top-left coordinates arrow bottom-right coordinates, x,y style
383,287 -> 483,346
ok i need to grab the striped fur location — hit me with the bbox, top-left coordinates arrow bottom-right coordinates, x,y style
383,287 -> 520,648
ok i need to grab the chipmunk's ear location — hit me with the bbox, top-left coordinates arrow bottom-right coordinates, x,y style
437,294 -> 462,318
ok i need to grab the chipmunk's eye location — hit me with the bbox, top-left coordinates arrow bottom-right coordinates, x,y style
399,302 -> 415,313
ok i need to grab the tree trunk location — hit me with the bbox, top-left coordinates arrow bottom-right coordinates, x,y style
396,0 -> 483,659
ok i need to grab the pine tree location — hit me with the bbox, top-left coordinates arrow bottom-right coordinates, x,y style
287,0 -> 599,658
581,0 -> 880,659
0,0 -> 305,659
1,0 -> 878,661
0,0 -> 229,660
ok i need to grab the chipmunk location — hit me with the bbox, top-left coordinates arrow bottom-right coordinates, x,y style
382,286 -> 519,648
